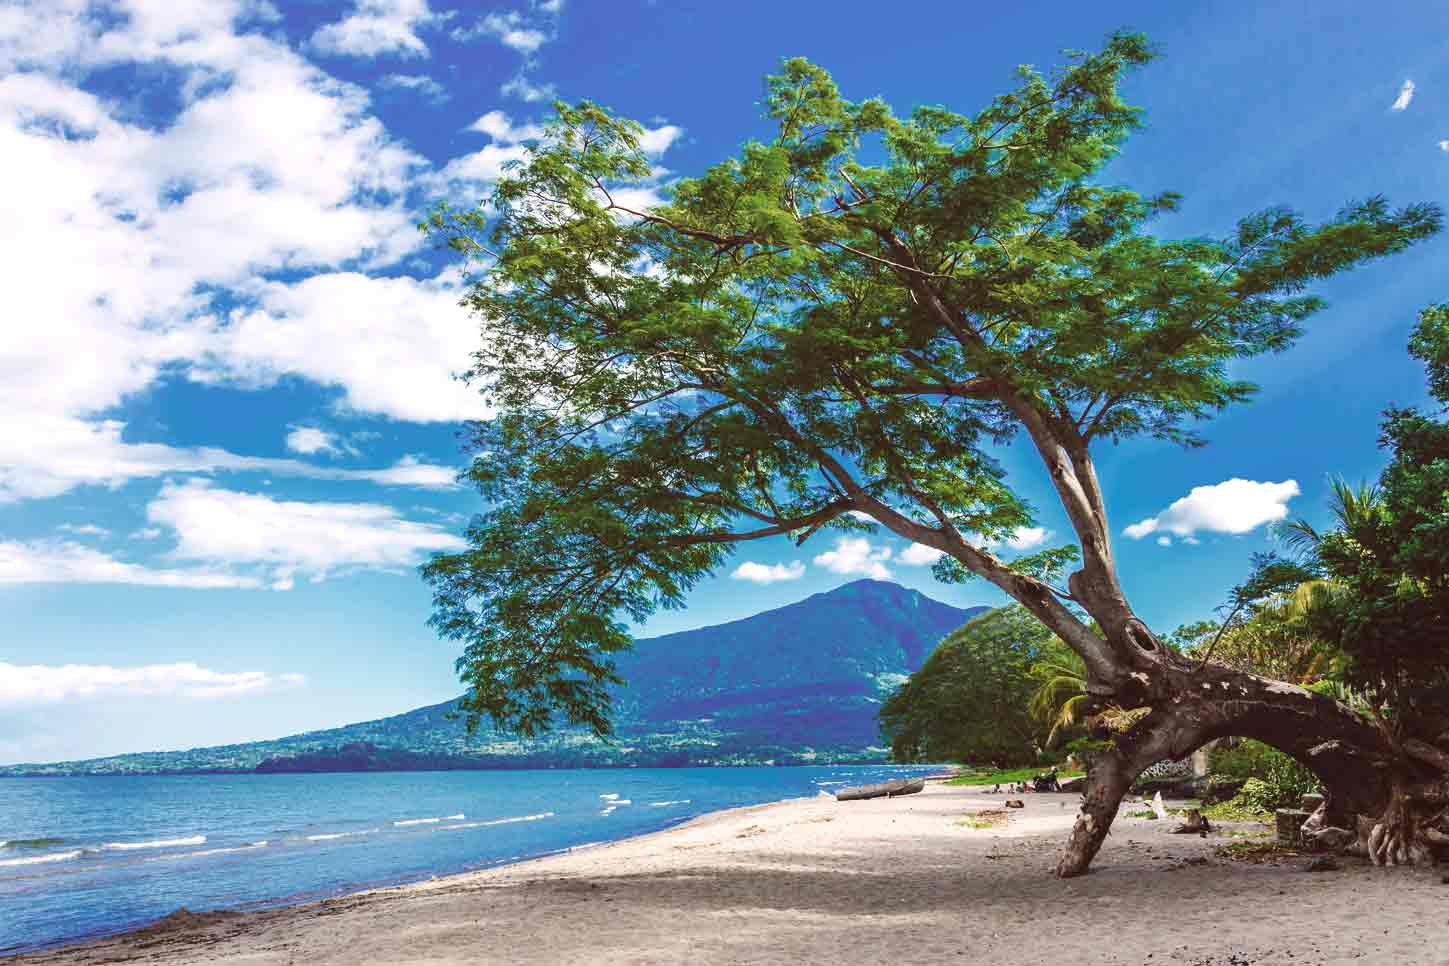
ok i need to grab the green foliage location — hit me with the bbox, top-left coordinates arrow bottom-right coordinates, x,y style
881,606 -> 1069,766
420,34 -> 1440,736
1209,739 -> 1317,812
1181,572 -> 1344,685
1027,650 -> 1088,748
1276,307 -> 1449,734
945,764 -> 1082,787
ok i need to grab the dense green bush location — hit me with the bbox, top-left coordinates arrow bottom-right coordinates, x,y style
1210,739 -> 1317,811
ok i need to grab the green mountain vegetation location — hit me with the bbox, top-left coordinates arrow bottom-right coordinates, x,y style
2,580 -> 981,776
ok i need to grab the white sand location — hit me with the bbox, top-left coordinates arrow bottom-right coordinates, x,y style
14,782 -> 1449,965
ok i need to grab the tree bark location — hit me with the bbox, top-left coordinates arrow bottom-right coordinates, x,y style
1054,657 -> 1404,877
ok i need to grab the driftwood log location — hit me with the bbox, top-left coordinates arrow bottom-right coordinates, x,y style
835,778 -> 925,801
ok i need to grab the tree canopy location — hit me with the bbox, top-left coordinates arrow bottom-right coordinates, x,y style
1276,307 -> 1449,731
880,605 -> 1067,766
421,34 -> 1437,740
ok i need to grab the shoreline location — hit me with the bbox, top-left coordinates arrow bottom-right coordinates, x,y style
6,769 -> 955,959
15,780 -> 1449,965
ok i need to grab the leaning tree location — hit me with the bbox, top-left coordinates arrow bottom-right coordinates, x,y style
421,34 -> 1442,875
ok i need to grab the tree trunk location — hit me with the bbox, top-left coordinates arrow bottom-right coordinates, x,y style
1053,656 -> 1444,877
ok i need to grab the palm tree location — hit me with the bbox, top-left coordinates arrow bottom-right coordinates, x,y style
1278,478 -> 1383,559
1028,653 -> 1089,748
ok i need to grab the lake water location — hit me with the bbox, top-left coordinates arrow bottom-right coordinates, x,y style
0,764 -> 940,952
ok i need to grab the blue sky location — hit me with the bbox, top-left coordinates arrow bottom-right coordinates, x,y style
2,0 -> 1446,764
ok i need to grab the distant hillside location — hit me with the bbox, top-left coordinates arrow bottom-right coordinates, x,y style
3,580 -> 984,775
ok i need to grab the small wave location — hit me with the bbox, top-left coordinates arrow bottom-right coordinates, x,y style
305,829 -> 377,842
160,841 -> 269,860
648,800 -> 691,807
393,813 -> 464,827
0,849 -> 83,868
1,837 -> 66,850
102,835 -> 205,851
610,799 -> 632,805
599,793 -> 619,800
442,811 -> 554,830
599,806 -> 616,816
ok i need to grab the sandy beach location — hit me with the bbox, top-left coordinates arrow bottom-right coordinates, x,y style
13,781 -> 1448,966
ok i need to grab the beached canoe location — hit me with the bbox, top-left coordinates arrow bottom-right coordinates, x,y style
834,778 -> 925,801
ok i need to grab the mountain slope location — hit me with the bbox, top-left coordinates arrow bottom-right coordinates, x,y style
3,581 -> 984,775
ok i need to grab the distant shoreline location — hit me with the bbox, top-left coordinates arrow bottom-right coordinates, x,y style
0,759 -> 935,779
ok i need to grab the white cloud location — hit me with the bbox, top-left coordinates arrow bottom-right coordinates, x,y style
198,270 -> 489,423
56,524 -> 110,538
899,527 -> 1048,565
1123,478 -> 1300,540
637,124 -> 682,156
500,73 -> 557,103
0,661 -> 304,706
457,11 -> 549,53
312,0 -> 438,59
468,109 -> 545,144
378,73 -> 448,102
998,526 -> 1050,552
0,416 -> 457,503
1156,535 -> 1172,547
146,480 -> 466,585
899,543 -> 944,565
1392,79 -> 1415,111
730,560 -> 805,584
813,537 -> 893,580
285,426 -> 342,456
0,8 -> 450,504
1439,140 -> 1449,152
0,540 -> 261,589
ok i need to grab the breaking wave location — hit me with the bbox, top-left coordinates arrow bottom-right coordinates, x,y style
392,814 -> 465,827
102,835 -> 206,851
305,829 -> 378,842
0,849 -> 83,868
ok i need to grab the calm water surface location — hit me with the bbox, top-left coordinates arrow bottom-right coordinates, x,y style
0,765 -> 939,952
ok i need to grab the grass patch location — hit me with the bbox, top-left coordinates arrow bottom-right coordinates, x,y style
1215,839 -> 1302,863
955,809 -> 1008,830
1202,800 -> 1273,823
946,766 -> 1083,787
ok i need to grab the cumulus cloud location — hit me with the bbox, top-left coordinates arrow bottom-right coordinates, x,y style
0,6 -> 470,504
0,661 -> 304,706
0,540 -> 262,589
899,543 -> 944,565
312,0 -> 439,59
637,124 -> 683,156
1123,479 -> 1300,541
146,480 -> 466,586
730,560 -> 805,584
500,73 -> 557,102
285,426 -> 343,457
197,270 -> 489,424
998,526 -> 1050,552
468,109 -> 545,143
813,537 -> 893,580
378,73 -> 448,102
454,11 -> 550,53
1392,79 -> 1415,111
